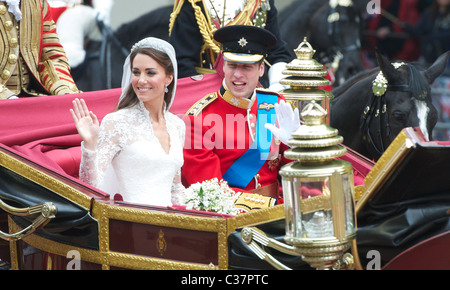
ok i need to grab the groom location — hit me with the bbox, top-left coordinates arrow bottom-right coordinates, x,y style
182,25 -> 299,201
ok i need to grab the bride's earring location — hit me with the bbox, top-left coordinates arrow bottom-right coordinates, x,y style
165,84 -> 169,94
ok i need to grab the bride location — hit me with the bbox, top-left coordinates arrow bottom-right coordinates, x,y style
70,37 -> 185,206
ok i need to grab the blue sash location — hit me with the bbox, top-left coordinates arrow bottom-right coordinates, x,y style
222,92 -> 278,188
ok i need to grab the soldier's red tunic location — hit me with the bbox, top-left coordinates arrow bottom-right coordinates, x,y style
182,85 -> 290,200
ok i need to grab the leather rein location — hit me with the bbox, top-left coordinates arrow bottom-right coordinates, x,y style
360,70 -> 410,157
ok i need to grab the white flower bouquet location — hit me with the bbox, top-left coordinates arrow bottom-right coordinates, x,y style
183,178 -> 240,215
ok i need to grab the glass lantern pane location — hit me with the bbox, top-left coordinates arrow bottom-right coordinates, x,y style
283,177 -> 304,240
282,177 -> 295,239
299,177 -> 334,238
341,173 -> 356,236
301,210 -> 334,238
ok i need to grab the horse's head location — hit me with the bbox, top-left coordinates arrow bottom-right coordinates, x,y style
280,1 -> 364,86
312,1 -> 364,86
361,51 -> 449,159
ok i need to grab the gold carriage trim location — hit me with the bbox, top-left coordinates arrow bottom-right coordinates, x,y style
8,201 -> 285,270
355,129 -> 412,214
2,137 -> 287,270
234,192 -> 276,212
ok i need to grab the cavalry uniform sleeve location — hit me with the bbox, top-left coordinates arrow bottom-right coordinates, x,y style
37,0 -> 79,95
265,0 -> 294,65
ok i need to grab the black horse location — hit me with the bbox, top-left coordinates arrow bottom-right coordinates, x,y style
330,51 -> 450,161
278,0 -> 366,86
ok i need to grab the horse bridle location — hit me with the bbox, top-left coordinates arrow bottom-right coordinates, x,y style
96,18 -> 129,89
320,4 -> 361,67
360,64 -> 410,157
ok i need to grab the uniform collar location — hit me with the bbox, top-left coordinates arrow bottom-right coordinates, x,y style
220,82 -> 256,110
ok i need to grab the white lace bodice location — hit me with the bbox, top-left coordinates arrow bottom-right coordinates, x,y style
79,102 -> 185,207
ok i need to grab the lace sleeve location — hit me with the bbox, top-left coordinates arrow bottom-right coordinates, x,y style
79,114 -> 121,190
171,168 -> 186,205
170,114 -> 186,205
170,113 -> 186,145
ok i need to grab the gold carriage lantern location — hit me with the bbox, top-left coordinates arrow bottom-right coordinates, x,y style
279,100 -> 356,270
240,39 -> 356,270
280,37 -> 333,123
240,101 -> 357,270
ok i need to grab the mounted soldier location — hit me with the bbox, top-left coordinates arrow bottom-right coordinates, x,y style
0,0 -> 80,99
168,0 -> 293,91
49,0 -> 115,83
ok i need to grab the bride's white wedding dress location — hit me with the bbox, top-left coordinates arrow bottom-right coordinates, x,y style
79,101 -> 185,207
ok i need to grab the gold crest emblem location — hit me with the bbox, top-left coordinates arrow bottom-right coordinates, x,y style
156,229 -> 167,256
258,102 -> 275,111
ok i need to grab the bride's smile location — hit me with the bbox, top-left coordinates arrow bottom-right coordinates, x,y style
131,53 -> 173,108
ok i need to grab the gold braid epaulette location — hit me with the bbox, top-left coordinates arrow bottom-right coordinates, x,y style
169,0 -> 262,55
186,92 -> 218,116
168,0 -> 220,55
191,0 -> 220,55
168,0 -> 185,36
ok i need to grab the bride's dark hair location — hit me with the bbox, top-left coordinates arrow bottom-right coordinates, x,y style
117,47 -> 175,111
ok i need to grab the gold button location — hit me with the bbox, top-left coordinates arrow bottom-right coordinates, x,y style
9,38 -> 18,48
250,123 -> 255,128
0,5 -> 6,15
4,21 -> 13,31
255,174 -> 260,180
1,70 -> 11,80
8,54 -> 17,64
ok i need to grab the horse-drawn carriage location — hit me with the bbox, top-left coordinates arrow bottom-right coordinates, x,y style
0,66 -> 449,270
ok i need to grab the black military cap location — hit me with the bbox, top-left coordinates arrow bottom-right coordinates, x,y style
213,25 -> 277,64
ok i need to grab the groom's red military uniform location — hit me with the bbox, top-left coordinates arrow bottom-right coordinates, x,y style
182,85 -> 289,200
182,25 -> 294,201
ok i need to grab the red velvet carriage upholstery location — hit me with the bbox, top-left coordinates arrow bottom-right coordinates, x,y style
0,73 -> 224,179
0,72 -> 372,192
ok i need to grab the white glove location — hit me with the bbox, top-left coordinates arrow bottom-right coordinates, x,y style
268,62 -> 289,92
265,100 -> 300,146
6,0 -> 22,21
93,0 -> 114,25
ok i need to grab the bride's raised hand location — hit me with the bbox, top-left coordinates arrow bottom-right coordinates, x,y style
70,98 -> 99,150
